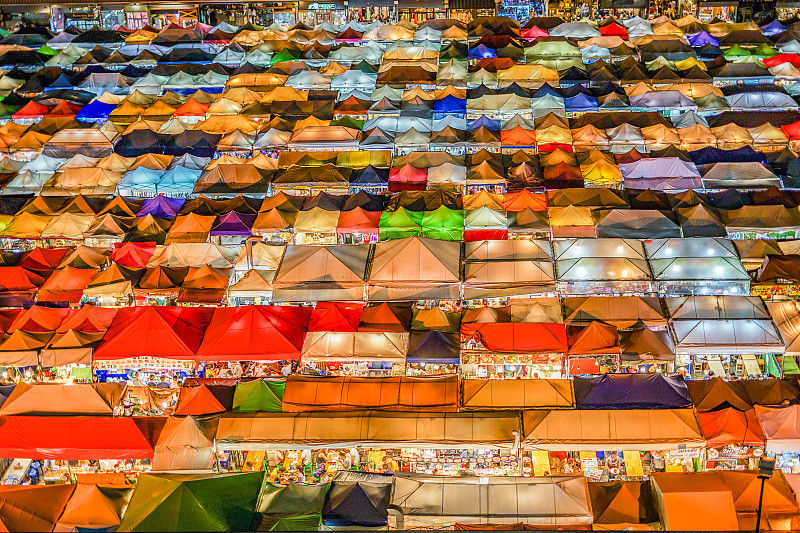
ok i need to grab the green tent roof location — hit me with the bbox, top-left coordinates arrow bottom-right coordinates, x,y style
421,206 -> 464,241
752,43 -> 778,58
118,472 -> 264,532
232,379 -> 285,412
253,482 -> 329,531
723,44 -> 751,58
269,48 -> 300,66
331,116 -> 364,130
378,207 -> 423,241
37,45 -> 59,56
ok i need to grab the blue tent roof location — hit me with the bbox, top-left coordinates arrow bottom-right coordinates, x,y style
531,83 -> 561,99
76,100 -> 115,123
157,166 -> 202,193
118,167 -> 164,194
468,44 -> 496,60
564,92 -> 598,112
467,115 -> 500,131
690,145 -> 766,165
574,374 -> 692,409
433,95 -> 467,114
406,330 -> 460,364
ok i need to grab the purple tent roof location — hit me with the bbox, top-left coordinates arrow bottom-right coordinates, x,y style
468,44 -> 496,60
688,31 -> 719,47
761,20 -> 787,36
137,195 -> 185,218
209,211 -> 256,236
574,374 -> 692,409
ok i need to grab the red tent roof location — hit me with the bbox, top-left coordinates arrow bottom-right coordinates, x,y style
57,305 -> 119,333
521,26 -> 548,39
0,309 -> 21,334
46,100 -> 81,117
763,53 -> 800,68
196,305 -> 312,361
698,408 -> 766,448
174,99 -> 210,116
599,22 -> 628,38
93,306 -> 213,360
111,241 -> 156,269
308,302 -> 363,332
0,416 -> 154,459
18,247 -> 72,272
12,101 -> 53,120
0,267 -> 45,291
460,322 -> 568,352
7,305 -> 70,333
389,164 -> 428,183
782,120 -> 800,140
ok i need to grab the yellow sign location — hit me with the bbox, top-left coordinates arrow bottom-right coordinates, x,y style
532,450 -> 550,476
579,451 -> 597,470
623,451 -> 644,477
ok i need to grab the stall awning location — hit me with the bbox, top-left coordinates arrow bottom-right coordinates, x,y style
216,411 -> 520,450
461,379 -> 575,410
391,473 -> 593,529
0,416 -> 159,460
522,409 -> 704,451
281,375 -> 458,412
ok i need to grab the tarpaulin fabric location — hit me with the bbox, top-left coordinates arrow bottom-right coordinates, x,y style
0,416 -> 155,459
216,411 -> 519,450
522,408 -> 704,451
94,306 -> 213,360
118,472 -> 264,532
232,380 -> 285,412
322,480 -> 391,528
56,483 -> 134,531
460,322 -> 568,353
573,374 -> 692,409
174,384 -> 235,416
281,375 -> 458,412
0,484 -> 75,532
0,382 -> 126,415
391,473 -> 593,529
698,408 -> 765,448
650,472 -> 740,532
461,379 -> 574,409
196,306 -> 311,361
252,482 -> 329,532
588,480 -> 659,529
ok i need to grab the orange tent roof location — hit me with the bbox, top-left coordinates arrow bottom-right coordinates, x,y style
698,408 -> 766,448
568,322 -> 620,355
504,190 -> 547,212
174,384 -> 229,415
37,266 -> 99,303
0,485 -> 75,531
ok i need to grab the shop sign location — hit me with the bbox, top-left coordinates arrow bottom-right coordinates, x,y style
309,2 -> 338,8
668,448 -> 701,459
